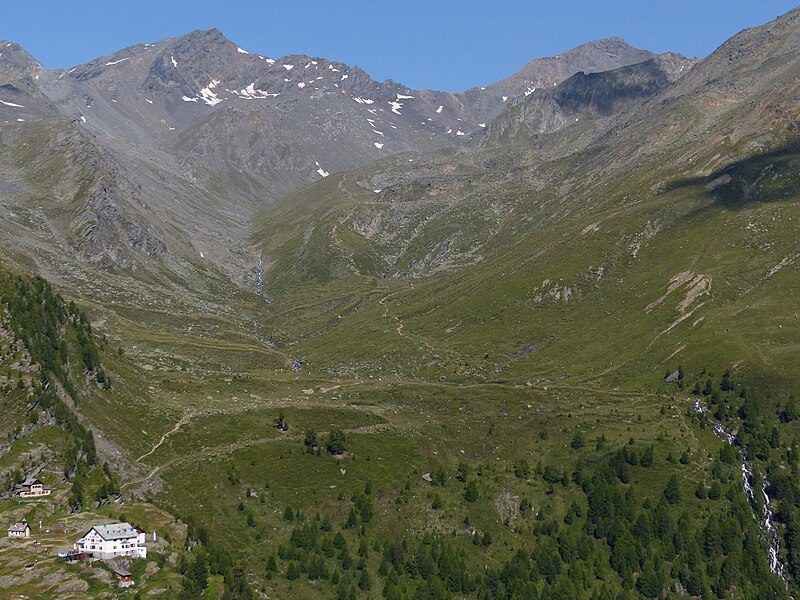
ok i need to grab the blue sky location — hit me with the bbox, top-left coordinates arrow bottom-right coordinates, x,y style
3,1 -> 798,91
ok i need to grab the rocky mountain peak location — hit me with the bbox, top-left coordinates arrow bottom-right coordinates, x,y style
178,27 -> 227,43
0,41 -> 44,78
489,37 -> 656,99
0,27 -> 694,273
0,41 -> 53,120
667,5 -> 800,97
168,28 -> 241,58
483,52 -> 697,145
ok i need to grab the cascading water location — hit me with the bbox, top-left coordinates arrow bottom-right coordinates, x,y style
251,257 -> 277,349
256,257 -> 264,296
255,257 -> 273,306
694,399 -> 790,585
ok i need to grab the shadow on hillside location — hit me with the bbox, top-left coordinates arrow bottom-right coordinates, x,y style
661,142 -> 800,208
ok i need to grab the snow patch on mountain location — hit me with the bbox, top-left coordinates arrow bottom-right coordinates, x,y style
198,80 -> 222,106
237,83 -> 280,99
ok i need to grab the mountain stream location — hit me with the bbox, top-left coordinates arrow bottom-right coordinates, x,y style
693,399 -> 789,585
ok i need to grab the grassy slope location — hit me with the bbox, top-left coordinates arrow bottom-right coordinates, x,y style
38,89 -> 792,600
0,122 -> 794,600
248,140 -> 800,396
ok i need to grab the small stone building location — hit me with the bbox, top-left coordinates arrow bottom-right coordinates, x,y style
7,520 -> 31,538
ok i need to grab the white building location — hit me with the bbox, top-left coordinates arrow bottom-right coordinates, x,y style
76,522 -> 146,559
15,478 -> 52,498
7,521 -> 31,538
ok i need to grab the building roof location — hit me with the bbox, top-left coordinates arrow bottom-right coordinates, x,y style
89,522 -> 140,541
113,566 -> 132,577
8,522 -> 30,533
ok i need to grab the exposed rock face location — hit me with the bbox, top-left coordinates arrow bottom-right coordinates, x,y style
250,7 -> 800,293
485,54 -> 698,142
0,29 -> 671,275
487,37 -> 659,98
73,181 -> 166,269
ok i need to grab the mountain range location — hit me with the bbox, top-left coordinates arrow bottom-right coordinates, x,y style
0,29 -> 676,276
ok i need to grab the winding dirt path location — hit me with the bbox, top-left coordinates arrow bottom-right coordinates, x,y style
330,175 -> 360,272
135,412 -> 194,462
379,294 -> 436,352
118,376 -> 665,492
123,423 -> 401,489
121,465 -> 163,490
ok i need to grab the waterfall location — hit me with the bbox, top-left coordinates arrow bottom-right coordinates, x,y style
251,256 -> 276,349
255,257 -> 272,305
694,399 -> 789,584
256,257 -> 264,296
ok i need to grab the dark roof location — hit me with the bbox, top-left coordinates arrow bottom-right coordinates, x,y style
113,566 -> 132,577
